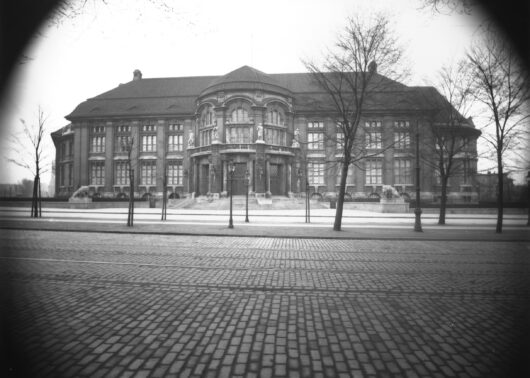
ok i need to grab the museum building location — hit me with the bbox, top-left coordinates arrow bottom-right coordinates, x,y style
52,65 -> 480,202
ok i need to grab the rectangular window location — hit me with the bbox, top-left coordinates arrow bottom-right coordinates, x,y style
67,164 -> 72,186
227,127 -> 251,144
394,159 -> 412,184
168,134 -> 183,152
141,124 -> 156,152
60,143 -> 66,159
114,161 -> 130,186
90,126 -> 106,153
168,123 -> 183,132
365,159 -> 382,185
59,165 -> 65,186
394,131 -> 410,149
394,121 -> 410,128
336,131 -> 344,148
90,161 -> 105,185
308,121 -> 324,129
140,160 -> 157,185
265,128 -> 285,145
201,129 -> 212,146
308,161 -> 324,185
142,125 -> 156,132
365,121 -> 382,128
141,134 -> 157,152
91,136 -> 106,153
115,125 -> 131,152
308,132 -> 324,150
167,160 -> 183,185
167,123 -> 183,152
366,131 -> 382,149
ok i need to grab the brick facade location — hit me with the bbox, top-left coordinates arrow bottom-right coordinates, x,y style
51,66 -> 480,202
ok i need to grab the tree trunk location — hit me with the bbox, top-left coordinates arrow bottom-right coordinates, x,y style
438,176 -> 448,225
38,175 -> 42,218
496,158 -> 503,234
31,176 -> 38,218
127,169 -> 134,227
333,162 -> 349,231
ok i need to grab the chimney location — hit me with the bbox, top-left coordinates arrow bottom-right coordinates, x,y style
133,69 -> 142,81
368,60 -> 377,74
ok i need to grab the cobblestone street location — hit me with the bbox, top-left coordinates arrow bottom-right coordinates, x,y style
2,230 -> 529,377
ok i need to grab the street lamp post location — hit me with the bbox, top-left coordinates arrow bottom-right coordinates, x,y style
414,127 -> 423,232
305,179 -> 311,223
527,171 -> 530,226
228,161 -> 235,229
245,170 -> 250,223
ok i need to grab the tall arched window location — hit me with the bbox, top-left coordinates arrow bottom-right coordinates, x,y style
201,105 -> 215,127
231,107 -> 249,123
267,110 -> 283,126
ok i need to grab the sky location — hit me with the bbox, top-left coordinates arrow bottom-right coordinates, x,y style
0,0 -> 492,189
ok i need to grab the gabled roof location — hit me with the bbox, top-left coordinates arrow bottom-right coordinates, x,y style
65,65 -> 466,121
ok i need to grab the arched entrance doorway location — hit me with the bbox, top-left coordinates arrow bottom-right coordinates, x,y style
229,162 -> 247,195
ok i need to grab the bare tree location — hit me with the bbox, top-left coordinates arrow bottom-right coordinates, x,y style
467,31 -> 530,233
420,0 -> 476,14
304,14 -> 405,231
424,61 -> 477,224
6,106 -> 49,217
48,0 -> 179,25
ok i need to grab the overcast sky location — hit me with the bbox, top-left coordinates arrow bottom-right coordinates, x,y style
0,0 -> 486,188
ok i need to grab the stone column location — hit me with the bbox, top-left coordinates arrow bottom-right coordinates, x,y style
287,163 -> 292,194
214,106 -> 226,144
254,142 -> 266,194
210,143 -> 221,194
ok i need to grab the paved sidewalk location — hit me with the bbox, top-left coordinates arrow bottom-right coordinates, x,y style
0,206 -> 528,241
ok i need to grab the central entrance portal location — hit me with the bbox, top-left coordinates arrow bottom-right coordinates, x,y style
270,163 -> 283,195
230,162 -> 247,195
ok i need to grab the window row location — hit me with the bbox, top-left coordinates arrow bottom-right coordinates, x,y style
306,159 -> 413,186
89,160 -> 183,186
308,130 -> 411,150
90,135 -> 183,154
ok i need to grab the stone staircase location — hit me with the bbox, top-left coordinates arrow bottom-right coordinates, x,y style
181,195 -> 327,210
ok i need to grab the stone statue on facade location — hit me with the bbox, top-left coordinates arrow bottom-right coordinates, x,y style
213,125 -> 218,141
188,132 -> 195,147
292,127 -> 300,147
256,123 -> 264,142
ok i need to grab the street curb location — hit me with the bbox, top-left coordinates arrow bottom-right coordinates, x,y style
1,224 -> 528,242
